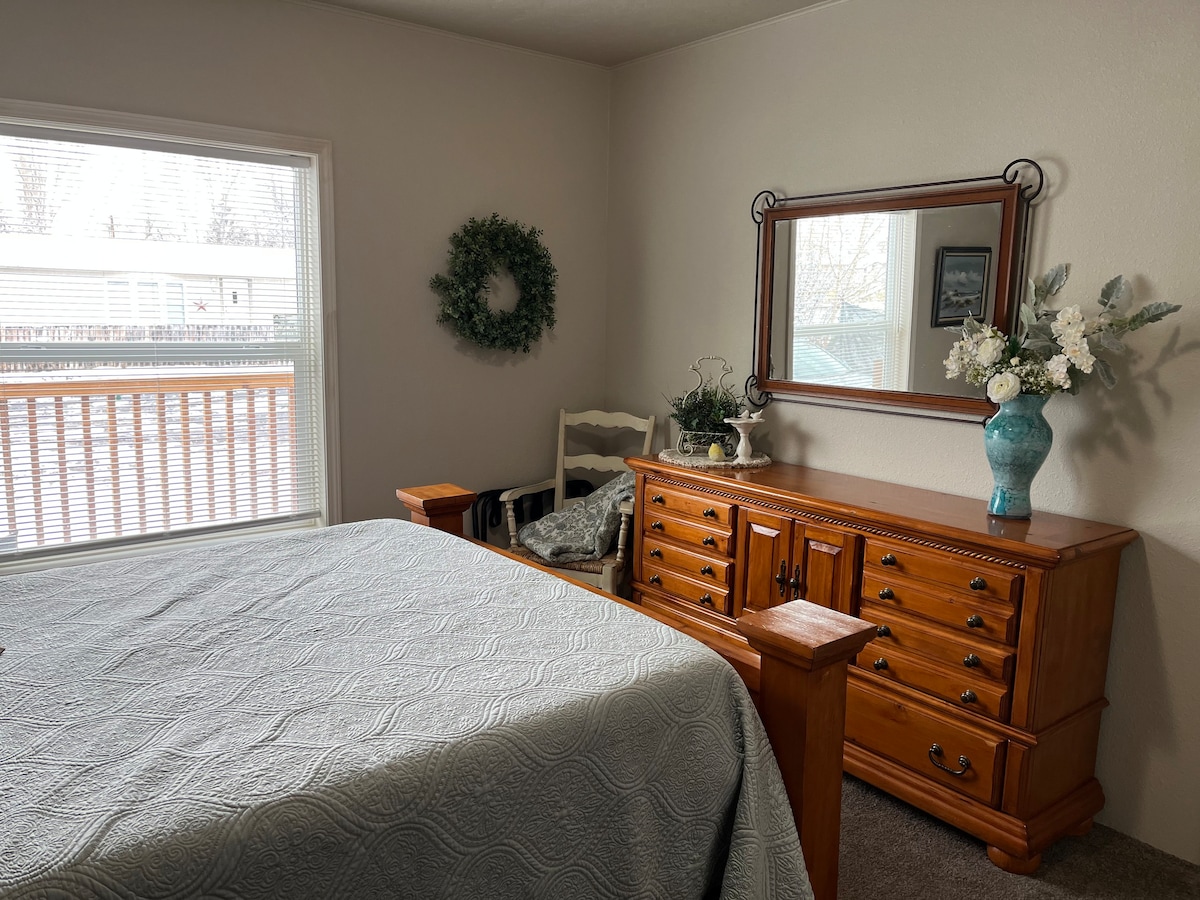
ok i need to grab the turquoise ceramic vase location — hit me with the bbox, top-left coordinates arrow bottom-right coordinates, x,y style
983,394 -> 1053,519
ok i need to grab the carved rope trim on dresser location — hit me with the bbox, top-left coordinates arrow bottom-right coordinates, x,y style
646,475 -> 1027,571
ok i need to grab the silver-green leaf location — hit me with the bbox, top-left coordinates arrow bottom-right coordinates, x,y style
1126,301 -> 1183,331
1042,263 -> 1070,297
1099,275 -> 1129,310
1093,357 -> 1117,389
1030,277 -> 1048,309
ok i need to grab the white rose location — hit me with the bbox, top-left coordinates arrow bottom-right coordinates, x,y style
976,336 -> 1006,366
987,371 -> 1022,403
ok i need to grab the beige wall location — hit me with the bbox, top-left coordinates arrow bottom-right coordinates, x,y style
0,0 -> 612,524
607,0 -> 1200,863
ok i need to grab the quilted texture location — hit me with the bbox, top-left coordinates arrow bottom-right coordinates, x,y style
517,471 -> 635,563
0,519 -> 810,900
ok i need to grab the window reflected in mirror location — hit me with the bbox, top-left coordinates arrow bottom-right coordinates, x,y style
770,204 -> 1003,400
773,210 -> 916,391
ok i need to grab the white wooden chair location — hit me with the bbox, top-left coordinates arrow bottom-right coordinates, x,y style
500,409 -> 655,595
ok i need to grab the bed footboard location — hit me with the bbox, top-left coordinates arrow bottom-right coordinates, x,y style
397,484 -> 874,900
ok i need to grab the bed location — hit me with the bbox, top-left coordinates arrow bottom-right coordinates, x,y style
1,516 -> 837,899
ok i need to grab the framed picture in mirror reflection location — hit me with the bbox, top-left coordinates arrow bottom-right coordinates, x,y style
933,246 -> 992,326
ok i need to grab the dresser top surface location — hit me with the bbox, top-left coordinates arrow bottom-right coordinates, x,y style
628,456 -> 1137,560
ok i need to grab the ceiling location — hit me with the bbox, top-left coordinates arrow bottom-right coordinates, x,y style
309,0 -> 833,67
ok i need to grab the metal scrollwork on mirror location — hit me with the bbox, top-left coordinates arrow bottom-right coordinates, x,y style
750,159 -> 1045,420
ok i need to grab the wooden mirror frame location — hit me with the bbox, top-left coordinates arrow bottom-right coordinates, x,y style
751,162 -> 1043,421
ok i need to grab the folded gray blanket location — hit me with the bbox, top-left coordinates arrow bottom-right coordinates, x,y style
518,471 -> 635,563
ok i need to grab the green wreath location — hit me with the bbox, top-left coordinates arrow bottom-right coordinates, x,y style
429,213 -> 557,353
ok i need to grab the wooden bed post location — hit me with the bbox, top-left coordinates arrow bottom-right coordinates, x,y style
395,484 -> 476,537
738,603 -> 875,900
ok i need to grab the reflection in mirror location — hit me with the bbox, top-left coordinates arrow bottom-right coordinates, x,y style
753,162 -> 1042,420
770,204 -> 1003,398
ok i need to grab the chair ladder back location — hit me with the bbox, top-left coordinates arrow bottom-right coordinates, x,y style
554,410 -> 656,512
563,409 -> 653,432
562,453 -> 630,473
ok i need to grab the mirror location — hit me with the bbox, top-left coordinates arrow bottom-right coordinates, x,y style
752,164 -> 1042,420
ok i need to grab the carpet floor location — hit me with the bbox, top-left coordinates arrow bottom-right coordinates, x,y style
838,776 -> 1200,899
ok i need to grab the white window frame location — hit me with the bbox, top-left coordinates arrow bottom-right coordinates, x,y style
785,210 -> 916,391
0,98 -> 340,573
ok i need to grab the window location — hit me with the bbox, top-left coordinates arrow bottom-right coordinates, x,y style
0,104 -> 336,567
786,211 -> 916,390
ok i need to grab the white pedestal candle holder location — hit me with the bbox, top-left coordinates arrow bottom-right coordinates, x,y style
724,412 -> 765,464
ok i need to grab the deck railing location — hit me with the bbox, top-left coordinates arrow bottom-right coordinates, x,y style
0,372 -> 299,552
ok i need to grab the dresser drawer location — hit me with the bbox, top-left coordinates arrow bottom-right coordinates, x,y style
846,679 -> 1006,806
644,514 -> 732,555
642,540 -> 731,586
644,482 -> 734,529
642,563 -> 732,616
863,571 -> 1017,645
861,600 -> 1015,684
857,644 -> 1012,721
863,537 -> 1020,603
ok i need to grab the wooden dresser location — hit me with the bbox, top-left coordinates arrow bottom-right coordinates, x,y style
626,455 -> 1138,873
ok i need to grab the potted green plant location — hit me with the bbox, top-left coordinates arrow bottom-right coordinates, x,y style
666,357 -> 743,457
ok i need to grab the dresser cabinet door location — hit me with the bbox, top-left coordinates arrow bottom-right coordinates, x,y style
738,508 -> 858,616
795,524 -> 859,615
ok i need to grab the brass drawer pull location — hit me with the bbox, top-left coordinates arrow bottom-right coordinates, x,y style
649,548 -> 663,558
700,565 -> 715,576
703,507 -> 717,518
962,654 -> 981,668
966,614 -> 984,629
875,624 -> 891,638
873,658 -> 889,671
960,690 -> 978,704
651,494 -> 665,504
698,593 -> 714,607
878,587 -> 894,600
648,574 -> 662,585
970,576 -> 987,591
651,521 -> 664,530
881,553 -> 898,566
702,535 -> 717,546
928,744 -> 971,776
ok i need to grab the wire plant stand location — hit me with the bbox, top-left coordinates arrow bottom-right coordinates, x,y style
670,356 -> 740,458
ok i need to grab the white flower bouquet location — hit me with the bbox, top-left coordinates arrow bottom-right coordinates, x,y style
944,264 -> 1181,403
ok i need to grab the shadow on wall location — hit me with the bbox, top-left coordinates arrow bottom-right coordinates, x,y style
1098,535 -> 1200,861
752,414 -> 809,466
1065,324 -> 1200,523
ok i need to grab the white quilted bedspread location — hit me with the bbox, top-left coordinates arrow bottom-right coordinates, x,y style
0,519 -> 809,899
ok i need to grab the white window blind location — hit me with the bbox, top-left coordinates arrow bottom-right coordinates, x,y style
787,211 -> 916,391
0,123 -> 328,564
